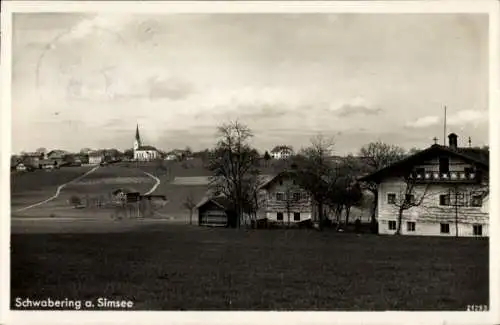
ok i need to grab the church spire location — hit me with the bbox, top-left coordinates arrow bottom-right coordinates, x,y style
134,124 -> 142,151
135,124 -> 140,141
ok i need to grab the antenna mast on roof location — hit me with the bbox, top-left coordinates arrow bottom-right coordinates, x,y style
443,106 -> 447,146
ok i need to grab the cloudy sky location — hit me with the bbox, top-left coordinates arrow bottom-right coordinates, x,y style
12,13 -> 489,155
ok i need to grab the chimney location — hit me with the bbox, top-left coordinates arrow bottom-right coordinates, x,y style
448,133 -> 458,149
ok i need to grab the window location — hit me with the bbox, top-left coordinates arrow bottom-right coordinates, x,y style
440,223 -> 450,234
293,192 -> 301,201
405,194 -> 415,205
293,179 -> 297,185
279,180 -> 283,186
387,193 -> 396,204
388,221 -> 397,230
301,192 -> 309,201
473,224 -> 483,236
464,167 -> 474,175
277,212 -> 284,221
454,193 -> 465,206
471,194 -> 483,207
276,192 -> 284,201
439,194 -> 450,206
407,222 -> 416,232
294,212 -> 300,221
415,167 -> 425,175
439,157 -> 450,174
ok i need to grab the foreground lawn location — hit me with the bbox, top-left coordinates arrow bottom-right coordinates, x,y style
11,226 -> 488,310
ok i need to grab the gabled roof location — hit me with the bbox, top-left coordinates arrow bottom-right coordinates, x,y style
47,150 -> 69,156
196,196 -> 233,211
137,145 -> 158,151
259,169 -> 315,190
359,144 -> 489,183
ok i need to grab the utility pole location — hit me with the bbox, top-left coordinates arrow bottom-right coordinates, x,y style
443,106 -> 447,146
454,186 -> 459,237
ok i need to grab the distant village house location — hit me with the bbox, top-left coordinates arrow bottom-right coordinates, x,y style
270,145 -> 294,160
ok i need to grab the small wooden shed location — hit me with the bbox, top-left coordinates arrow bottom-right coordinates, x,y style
196,197 -> 236,227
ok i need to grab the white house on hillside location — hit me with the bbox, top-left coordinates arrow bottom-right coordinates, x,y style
134,124 -> 160,161
270,145 -> 294,159
360,133 -> 489,237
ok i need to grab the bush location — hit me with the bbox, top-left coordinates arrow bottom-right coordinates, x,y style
297,219 -> 313,229
354,219 -> 362,233
69,195 -> 82,208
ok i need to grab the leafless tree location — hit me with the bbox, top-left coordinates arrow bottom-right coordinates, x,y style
393,175 -> 431,235
183,192 -> 197,225
358,142 -> 407,227
207,121 -> 261,228
293,134 -> 336,229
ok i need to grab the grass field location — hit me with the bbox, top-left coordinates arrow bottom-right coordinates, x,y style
11,166 -> 93,208
11,165 -> 156,218
11,225 -> 488,311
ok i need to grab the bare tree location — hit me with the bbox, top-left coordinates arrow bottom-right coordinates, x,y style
393,175 -> 430,235
358,142 -> 407,228
241,171 -> 265,226
207,121 -> 261,228
293,134 -> 336,229
183,192 -> 197,225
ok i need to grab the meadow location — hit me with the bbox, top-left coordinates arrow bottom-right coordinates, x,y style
11,165 -> 156,218
11,225 -> 489,311
11,166 -> 93,209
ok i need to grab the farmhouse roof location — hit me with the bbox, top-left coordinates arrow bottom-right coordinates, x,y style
47,149 -> 69,156
259,169 -> 316,190
359,144 -> 489,183
24,152 -> 43,157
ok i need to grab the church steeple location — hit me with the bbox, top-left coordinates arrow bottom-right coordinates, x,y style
135,124 -> 141,141
134,124 -> 142,151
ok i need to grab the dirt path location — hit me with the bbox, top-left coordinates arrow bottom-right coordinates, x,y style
14,166 -> 100,213
142,171 -> 161,195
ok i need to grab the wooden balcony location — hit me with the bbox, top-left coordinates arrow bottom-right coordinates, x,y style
410,171 -> 479,183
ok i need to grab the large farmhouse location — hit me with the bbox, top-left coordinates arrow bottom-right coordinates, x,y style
359,133 -> 489,237
258,170 -> 313,223
197,171 -> 314,227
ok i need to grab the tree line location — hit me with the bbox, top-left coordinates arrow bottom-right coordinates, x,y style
205,120 -> 412,231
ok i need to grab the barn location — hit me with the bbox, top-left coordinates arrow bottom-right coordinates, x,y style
196,197 -> 237,227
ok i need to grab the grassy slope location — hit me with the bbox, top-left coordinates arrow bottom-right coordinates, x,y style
11,167 -> 93,208
11,226 -> 488,311
11,166 -> 156,218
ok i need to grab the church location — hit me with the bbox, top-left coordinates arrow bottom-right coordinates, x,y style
134,124 -> 160,161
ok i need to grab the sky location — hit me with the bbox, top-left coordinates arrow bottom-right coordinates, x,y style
12,13 -> 489,155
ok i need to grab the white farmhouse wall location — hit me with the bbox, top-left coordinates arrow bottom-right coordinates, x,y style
377,177 -> 488,237
260,176 -> 313,222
